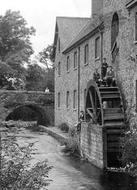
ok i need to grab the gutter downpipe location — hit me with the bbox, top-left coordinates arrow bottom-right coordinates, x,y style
100,26 -> 104,79
78,46 -> 80,122
100,27 -> 107,168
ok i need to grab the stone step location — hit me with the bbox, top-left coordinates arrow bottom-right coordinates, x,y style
104,114 -> 124,121
101,94 -> 120,99
106,129 -> 125,134
104,108 -> 122,114
99,87 -> 119,92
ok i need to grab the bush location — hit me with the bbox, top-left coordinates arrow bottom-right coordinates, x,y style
58,123 -> 69,133
120,128 -> 137,177
1,127 -> 52,189
36,95 -> 54,106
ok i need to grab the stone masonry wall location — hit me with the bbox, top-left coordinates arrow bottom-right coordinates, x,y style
55,32 -> 101,128
80,122 -> 103,169
0,90 -> 54,125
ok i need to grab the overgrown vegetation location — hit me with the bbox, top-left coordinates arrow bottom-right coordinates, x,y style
120,128 -> 137,177
0,127 -> 52,189
58,123 -> 69,133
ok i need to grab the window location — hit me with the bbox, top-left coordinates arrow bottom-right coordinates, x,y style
135,13 -> 137,41
58,92 -> 60,108
111,13 -> 119,49
84,89 -> 87,103
58,62 -> 61,76
66,56 -> 70,72
73,90 -> 77,109
74,51 -> 77,69
66,91 -> 70,108
136,80 -> 137,111
58,38 -> 60,52
95,37 -> 100,59
84,44 -> 89,65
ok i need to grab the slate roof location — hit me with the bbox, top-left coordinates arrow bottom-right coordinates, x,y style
53,17 -> 90,57
126,0 -> 137,9
63,16 -> 104,54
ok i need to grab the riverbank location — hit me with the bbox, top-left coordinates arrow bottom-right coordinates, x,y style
39,125 -> 69,145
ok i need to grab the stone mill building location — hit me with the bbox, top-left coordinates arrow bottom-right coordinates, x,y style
53,0 -> 137,168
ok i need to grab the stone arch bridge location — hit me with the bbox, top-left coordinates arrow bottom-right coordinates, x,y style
0,90 -> 54,126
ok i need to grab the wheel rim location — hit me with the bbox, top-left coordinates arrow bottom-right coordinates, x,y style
85,80 -> 102,125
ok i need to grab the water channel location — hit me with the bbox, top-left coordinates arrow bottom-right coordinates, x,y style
17,129 -> 137,190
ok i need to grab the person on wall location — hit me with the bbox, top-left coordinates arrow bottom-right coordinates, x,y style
106,66 -> 116,87
101,58 -> 108,79
93,68 -> 101,86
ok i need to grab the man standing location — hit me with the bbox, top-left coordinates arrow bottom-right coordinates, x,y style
101,58 -> 108,79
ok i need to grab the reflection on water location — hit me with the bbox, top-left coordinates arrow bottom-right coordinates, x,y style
17,129 -> 137,190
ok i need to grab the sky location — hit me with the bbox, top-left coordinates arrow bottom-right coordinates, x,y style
0,0 -> 91,55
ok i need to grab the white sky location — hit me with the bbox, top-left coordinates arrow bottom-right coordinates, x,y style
0,0 -> 91,55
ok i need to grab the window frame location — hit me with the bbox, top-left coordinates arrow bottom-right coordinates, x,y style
58,61 -> 61,76
58,38 -> 60,53
66,56 -> 70,72
66,91 -> 70,108
73,89 -> 77,109
57,92 -> 60,108
135,12 -> 137,42
95,36 -> 100,59
84,44 -> 89,65
74,51 -> 78,69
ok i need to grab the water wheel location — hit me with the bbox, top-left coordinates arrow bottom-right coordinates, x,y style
85,80 -> 125,168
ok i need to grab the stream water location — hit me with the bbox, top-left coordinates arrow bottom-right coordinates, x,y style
16,129 -> 137,190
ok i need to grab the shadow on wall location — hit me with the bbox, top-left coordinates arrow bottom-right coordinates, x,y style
5,104 -> 51,126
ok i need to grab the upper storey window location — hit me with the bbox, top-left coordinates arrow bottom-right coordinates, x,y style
67,56 -> 70,72
58,38 -> 60,52
111,12 -> 119,63
58,62 -> 61,76
135,12 -> 137,41
111,12 -> 119,50
84,44 -> 89,65
95,37 -> 100,59
74,51 -> 77,69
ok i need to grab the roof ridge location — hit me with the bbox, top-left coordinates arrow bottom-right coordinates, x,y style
63,16 -> 104,53
63,19 -> 91,51
56,16 -> 90,20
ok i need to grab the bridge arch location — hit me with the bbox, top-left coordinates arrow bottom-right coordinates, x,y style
5,103 -> 50,126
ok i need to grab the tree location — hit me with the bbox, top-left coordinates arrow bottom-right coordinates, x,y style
0,10 -> 35,63
38,45 -> 54,92
38,45 -> 54,69
25,63 -> 47,91
0,10 -> 35,89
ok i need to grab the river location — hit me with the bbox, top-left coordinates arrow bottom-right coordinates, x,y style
16,129 -> 137,190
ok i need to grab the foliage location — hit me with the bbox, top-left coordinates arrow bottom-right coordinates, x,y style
1,127 -> 52,189
26,62 -> 54,92
4,93 -> 27,108
36,94 -> 54,105
25,63 -> 47,91
0,10 -> 35,62
0,10 -> 35,89
38,45 -> 54,69
58,123 -> 69,133
120,128 -> 137,177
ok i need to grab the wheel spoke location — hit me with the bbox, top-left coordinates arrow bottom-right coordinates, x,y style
86,108 -> 96,123
89,90 -> 96,116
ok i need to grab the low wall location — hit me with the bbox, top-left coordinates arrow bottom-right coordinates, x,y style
80,122 -> 103,169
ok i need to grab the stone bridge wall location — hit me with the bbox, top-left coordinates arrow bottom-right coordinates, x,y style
0,90 -> 54,125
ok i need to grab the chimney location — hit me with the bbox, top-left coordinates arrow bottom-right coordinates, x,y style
92,0 -> 103,17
